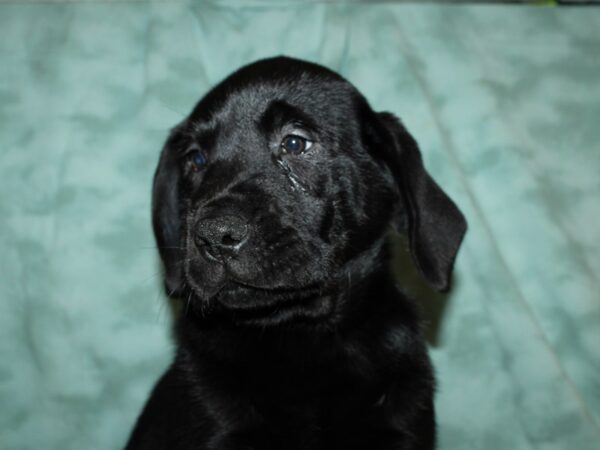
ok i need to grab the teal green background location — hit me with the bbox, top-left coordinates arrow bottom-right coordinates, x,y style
1,1 -> 599,449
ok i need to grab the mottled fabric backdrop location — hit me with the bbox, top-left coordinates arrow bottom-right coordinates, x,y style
0,1 -> 599,449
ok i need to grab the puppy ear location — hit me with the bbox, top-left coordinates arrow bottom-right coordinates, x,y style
152,130 -> 184,297
377,112 -> 467,291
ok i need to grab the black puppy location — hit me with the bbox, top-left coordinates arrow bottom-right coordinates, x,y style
125,57 -> 466,450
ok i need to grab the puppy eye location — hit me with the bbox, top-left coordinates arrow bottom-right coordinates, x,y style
189,150 -> 207,171
280,135 -> 313,155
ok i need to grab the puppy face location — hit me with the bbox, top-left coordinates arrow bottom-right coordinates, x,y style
153,57 -> 466,324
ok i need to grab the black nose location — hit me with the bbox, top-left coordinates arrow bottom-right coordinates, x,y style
195,215 -> 249,257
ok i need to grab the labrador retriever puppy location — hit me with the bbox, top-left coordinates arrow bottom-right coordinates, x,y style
125,56 -> 466,450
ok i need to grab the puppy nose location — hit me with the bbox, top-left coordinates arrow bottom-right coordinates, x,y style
195,215 -> 249,254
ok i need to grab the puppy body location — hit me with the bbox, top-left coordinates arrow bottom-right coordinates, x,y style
126,57 -> 466,450
129,271 -> 434,450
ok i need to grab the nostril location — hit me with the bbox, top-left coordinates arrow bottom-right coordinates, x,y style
221,234 -> 237,246
200,245 -> 221,262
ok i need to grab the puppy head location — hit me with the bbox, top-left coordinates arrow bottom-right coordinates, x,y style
152,57 -> 466,324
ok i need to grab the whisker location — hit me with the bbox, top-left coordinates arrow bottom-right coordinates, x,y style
166,283 -> 179,298
138,270 -> 163,285
154,288 -> 167,323
185,291 -> 192,317
156,98 -> 187,118
139,246 -> 184,250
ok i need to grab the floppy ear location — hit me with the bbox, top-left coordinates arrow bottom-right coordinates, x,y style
152,131 -> 184,297
377,112 -> 467,292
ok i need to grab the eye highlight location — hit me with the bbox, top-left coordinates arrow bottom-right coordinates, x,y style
189,150 -> 207,171
280,135 -> 313,155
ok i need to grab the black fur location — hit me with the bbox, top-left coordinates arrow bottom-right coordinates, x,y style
125,57 -> 467,450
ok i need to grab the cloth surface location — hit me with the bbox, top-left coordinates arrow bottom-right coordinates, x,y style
1,1 -> 599,449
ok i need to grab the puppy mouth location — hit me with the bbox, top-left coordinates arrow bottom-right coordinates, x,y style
207,280 -> 335,325
184,247 -> 335,324
217,280 -> 323,308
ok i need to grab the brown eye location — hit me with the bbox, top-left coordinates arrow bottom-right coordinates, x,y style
280,135 -> 312,155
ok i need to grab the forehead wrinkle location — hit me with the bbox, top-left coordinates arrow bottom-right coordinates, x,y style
258,99 -> 319,136
194,126 -> 220,151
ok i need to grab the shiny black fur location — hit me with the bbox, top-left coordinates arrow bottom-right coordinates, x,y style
125,57 -> 466,450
